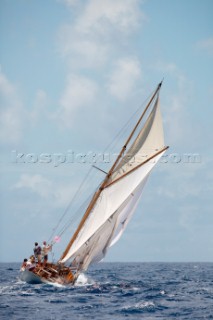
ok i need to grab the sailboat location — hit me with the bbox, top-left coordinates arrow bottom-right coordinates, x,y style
20,81 -> 168,285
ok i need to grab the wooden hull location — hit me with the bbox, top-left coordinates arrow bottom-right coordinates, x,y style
19,264 -> 77,285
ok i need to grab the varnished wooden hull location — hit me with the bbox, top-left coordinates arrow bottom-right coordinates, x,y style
19,264 -> 76,285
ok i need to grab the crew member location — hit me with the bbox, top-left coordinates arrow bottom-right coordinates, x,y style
33,242 -> 42,264
42,241 -> 52,267
20,258 -> 28,271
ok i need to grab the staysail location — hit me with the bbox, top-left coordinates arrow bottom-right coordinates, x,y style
60,82 -> 168,270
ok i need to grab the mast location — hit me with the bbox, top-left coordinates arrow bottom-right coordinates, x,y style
60,81 -> 163,262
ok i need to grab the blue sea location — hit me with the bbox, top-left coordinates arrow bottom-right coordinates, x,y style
0,262 -> 213,319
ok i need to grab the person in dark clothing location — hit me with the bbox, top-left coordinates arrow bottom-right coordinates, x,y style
33,242 -> 42,264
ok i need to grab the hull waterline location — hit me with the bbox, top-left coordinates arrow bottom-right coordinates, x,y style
20,269 -> 44,284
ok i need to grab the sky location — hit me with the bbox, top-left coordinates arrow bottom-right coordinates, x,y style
0,0 -> 213,263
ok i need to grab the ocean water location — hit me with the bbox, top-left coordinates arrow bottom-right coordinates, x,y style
0,262 -> 213,320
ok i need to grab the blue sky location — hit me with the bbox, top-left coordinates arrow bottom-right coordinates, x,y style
0,0 -> 212,262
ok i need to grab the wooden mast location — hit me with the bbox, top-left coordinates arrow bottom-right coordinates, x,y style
60,81 -> 163,261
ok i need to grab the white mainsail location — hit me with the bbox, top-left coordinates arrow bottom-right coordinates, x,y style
60,83 -> 167,269
68,176 -> 149,271
60,152 -> 165,265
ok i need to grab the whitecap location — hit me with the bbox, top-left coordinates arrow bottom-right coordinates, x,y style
122,301 -> 155,311
136,301 -> 155,309
75,273 -> 94,286
45,281 -> 65,288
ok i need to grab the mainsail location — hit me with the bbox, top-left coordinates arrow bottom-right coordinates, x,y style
60,82 -> 168,271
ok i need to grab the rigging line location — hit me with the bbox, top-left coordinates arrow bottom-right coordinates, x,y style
102,89 -> 155,155
54,167 -> 104,241
48,166 -> 93,243
50,88 -> 157,247
56,190 -> 96,237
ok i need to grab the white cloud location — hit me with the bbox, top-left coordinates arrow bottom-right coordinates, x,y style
56,0 -> 146,128
58,25 -> 109,68
0,69 -> 25,144
0,70 -> 50,143
107,57 -> 141,100
58,0 -> 144,69
75,0 -> 142,35
196,37 -> 213,55
61,0 -> 80,7
57,74 -> 98,128
14,174 -> 52,198
14,173 -> 74,207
